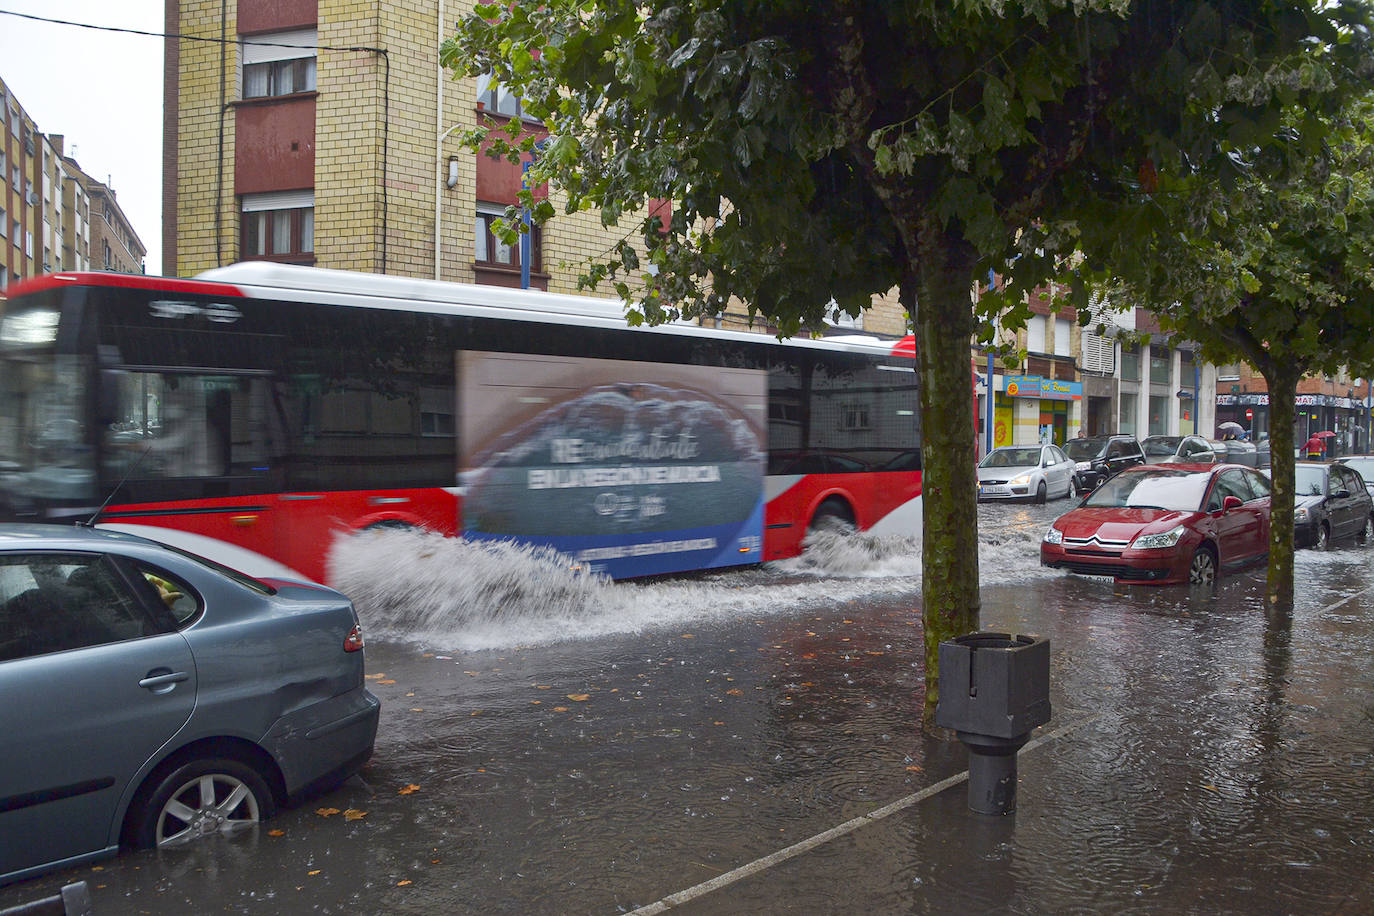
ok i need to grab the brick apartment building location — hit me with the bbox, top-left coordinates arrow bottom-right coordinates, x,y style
161,0 -> 907,336
1,76 -> 145,293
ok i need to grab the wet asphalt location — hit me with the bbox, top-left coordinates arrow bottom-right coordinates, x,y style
2,500 -> 1372,915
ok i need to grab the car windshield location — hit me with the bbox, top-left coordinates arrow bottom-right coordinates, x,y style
980,448 -> 1042,468
1063,439 -> 1105,460
1142,437 -> 1181,457
1294,466 -> 1327,497
1082,468 -> 1211,511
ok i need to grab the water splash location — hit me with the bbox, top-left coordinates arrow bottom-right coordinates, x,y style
328,507 -> 1061,651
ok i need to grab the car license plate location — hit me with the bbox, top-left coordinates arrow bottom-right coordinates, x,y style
980,484 -> 1007,495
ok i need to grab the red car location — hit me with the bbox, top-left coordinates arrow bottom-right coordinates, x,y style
1040,463 -> 1271,586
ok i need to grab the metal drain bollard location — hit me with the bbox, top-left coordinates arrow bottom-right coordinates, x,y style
935,632 -> 1051,815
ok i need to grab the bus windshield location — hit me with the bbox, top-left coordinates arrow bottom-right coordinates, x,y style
0,296 -> 96,510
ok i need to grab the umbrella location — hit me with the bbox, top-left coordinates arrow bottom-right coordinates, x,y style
1313,430 -> 1337,438
1216,421 -> 1245,436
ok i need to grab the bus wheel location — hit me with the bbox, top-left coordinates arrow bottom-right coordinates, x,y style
810,499 -> 854,532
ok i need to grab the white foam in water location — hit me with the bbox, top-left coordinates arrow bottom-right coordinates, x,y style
329,519 -> 1055,651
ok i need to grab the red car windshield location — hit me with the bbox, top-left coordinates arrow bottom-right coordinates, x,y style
1083,468 -> 1212,512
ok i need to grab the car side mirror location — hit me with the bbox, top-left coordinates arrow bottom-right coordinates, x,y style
1222,495 -> 1243,512
1334,489 -> 1350,500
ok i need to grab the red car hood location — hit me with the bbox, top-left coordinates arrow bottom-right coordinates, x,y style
1054,506 -> 1195,541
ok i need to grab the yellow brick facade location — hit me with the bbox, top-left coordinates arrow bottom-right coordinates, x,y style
169,0 -> 908,337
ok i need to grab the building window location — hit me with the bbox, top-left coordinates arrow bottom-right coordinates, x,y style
241,28 -> 317,100
0,207 -> 5,237
475,204 -> 540,271
1149,348 -> 1171,385
475,73 -> 541,123
241,190 -> 315,264
1121,345 -> 1140,382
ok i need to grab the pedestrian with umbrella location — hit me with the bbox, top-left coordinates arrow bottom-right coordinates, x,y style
1305,432 -> 1328,460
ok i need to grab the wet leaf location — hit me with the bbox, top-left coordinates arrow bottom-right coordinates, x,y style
410,707 -> 424,712
406,692 -> 416,697
470,709 -> 483,716
365,673 -> 386,680
316,807 -> 341,817
268,829 -> 286,837
680,633 -> 695,638
905,765 -> 924,773
567,694 -> 590,701
801,652 -> 818,660
343,809 -> 367,821
713,721 -> 725,725
465,671 -> 479,676
553,706 -> 570,712
308,869 -> 322,876
398,879 -> 413,886
535,684 -> 552,690
726,688 -> 743,696
378,679 -> 397,685
531,700 -> 542,705
842,619 -> 854,624
398,784 -> 421,795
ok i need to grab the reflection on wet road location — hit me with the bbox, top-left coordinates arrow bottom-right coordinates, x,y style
3,501 -> 1372,914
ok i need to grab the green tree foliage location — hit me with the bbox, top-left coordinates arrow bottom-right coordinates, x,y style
447,0 -> 1371,722
1073,95 -> 1374,613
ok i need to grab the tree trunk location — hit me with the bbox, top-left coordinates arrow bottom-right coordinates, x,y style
912,216 -> 982,727
1262,370 -> 1299,615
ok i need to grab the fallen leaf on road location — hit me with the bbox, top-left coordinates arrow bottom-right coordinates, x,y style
680,633 -> 695,639
535,684 -> 552,690
308,870 -> 322,876
343,809 -> 367,821
398,784 -> 421,795
365,674 -> 385,680
905,765 -> 923,773
378,679 -> 396,685
726,688 -> 743,696
567,694 -> 590,701
268,829 -> 285,837
470,709 -> 483,716
316,808 -> 340,817
397,880 -> 412,887
553,706 -> 570,712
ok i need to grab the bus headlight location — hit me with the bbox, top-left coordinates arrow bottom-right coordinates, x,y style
1132,526 -> 1184,550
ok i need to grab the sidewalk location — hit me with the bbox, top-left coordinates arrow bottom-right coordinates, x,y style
632,575 -> 1374,915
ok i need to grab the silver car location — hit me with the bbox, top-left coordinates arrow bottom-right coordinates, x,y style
0,525 -> 380,886
977,444 -> 1078,503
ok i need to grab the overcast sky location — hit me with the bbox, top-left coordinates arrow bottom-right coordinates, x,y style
0,2 -> 164,273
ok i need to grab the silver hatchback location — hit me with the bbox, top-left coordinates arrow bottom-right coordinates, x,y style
0,525 -> 380,886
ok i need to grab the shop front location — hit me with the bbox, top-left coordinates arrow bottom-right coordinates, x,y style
1216,392 -> 1371,457
1000,375 -> 1084,447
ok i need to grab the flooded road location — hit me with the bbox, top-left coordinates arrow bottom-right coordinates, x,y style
4,500 -> 1373,914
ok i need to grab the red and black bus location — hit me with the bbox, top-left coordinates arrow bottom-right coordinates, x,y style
0,264 -> 921,582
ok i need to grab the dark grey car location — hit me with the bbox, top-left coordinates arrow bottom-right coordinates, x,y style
0,525 -> 379,886
1293,462 -> 1374,549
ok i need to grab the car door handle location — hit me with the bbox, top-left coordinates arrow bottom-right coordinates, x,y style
139,671 -> 190,690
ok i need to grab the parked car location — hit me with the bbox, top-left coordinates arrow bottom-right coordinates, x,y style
1142,435 -> 1218,465
1335,455 -> 1374,498
1292,461 -> 1374,549
0,524 -> 380,886
1062,434 -> 1147,492
1041,463 -> 1272,586
977,444 -> 1078,503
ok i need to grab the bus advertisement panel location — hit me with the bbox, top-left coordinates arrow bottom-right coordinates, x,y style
458,352 -> 766,578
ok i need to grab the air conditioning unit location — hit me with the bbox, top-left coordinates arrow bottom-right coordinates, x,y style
26,190 -> 38,205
